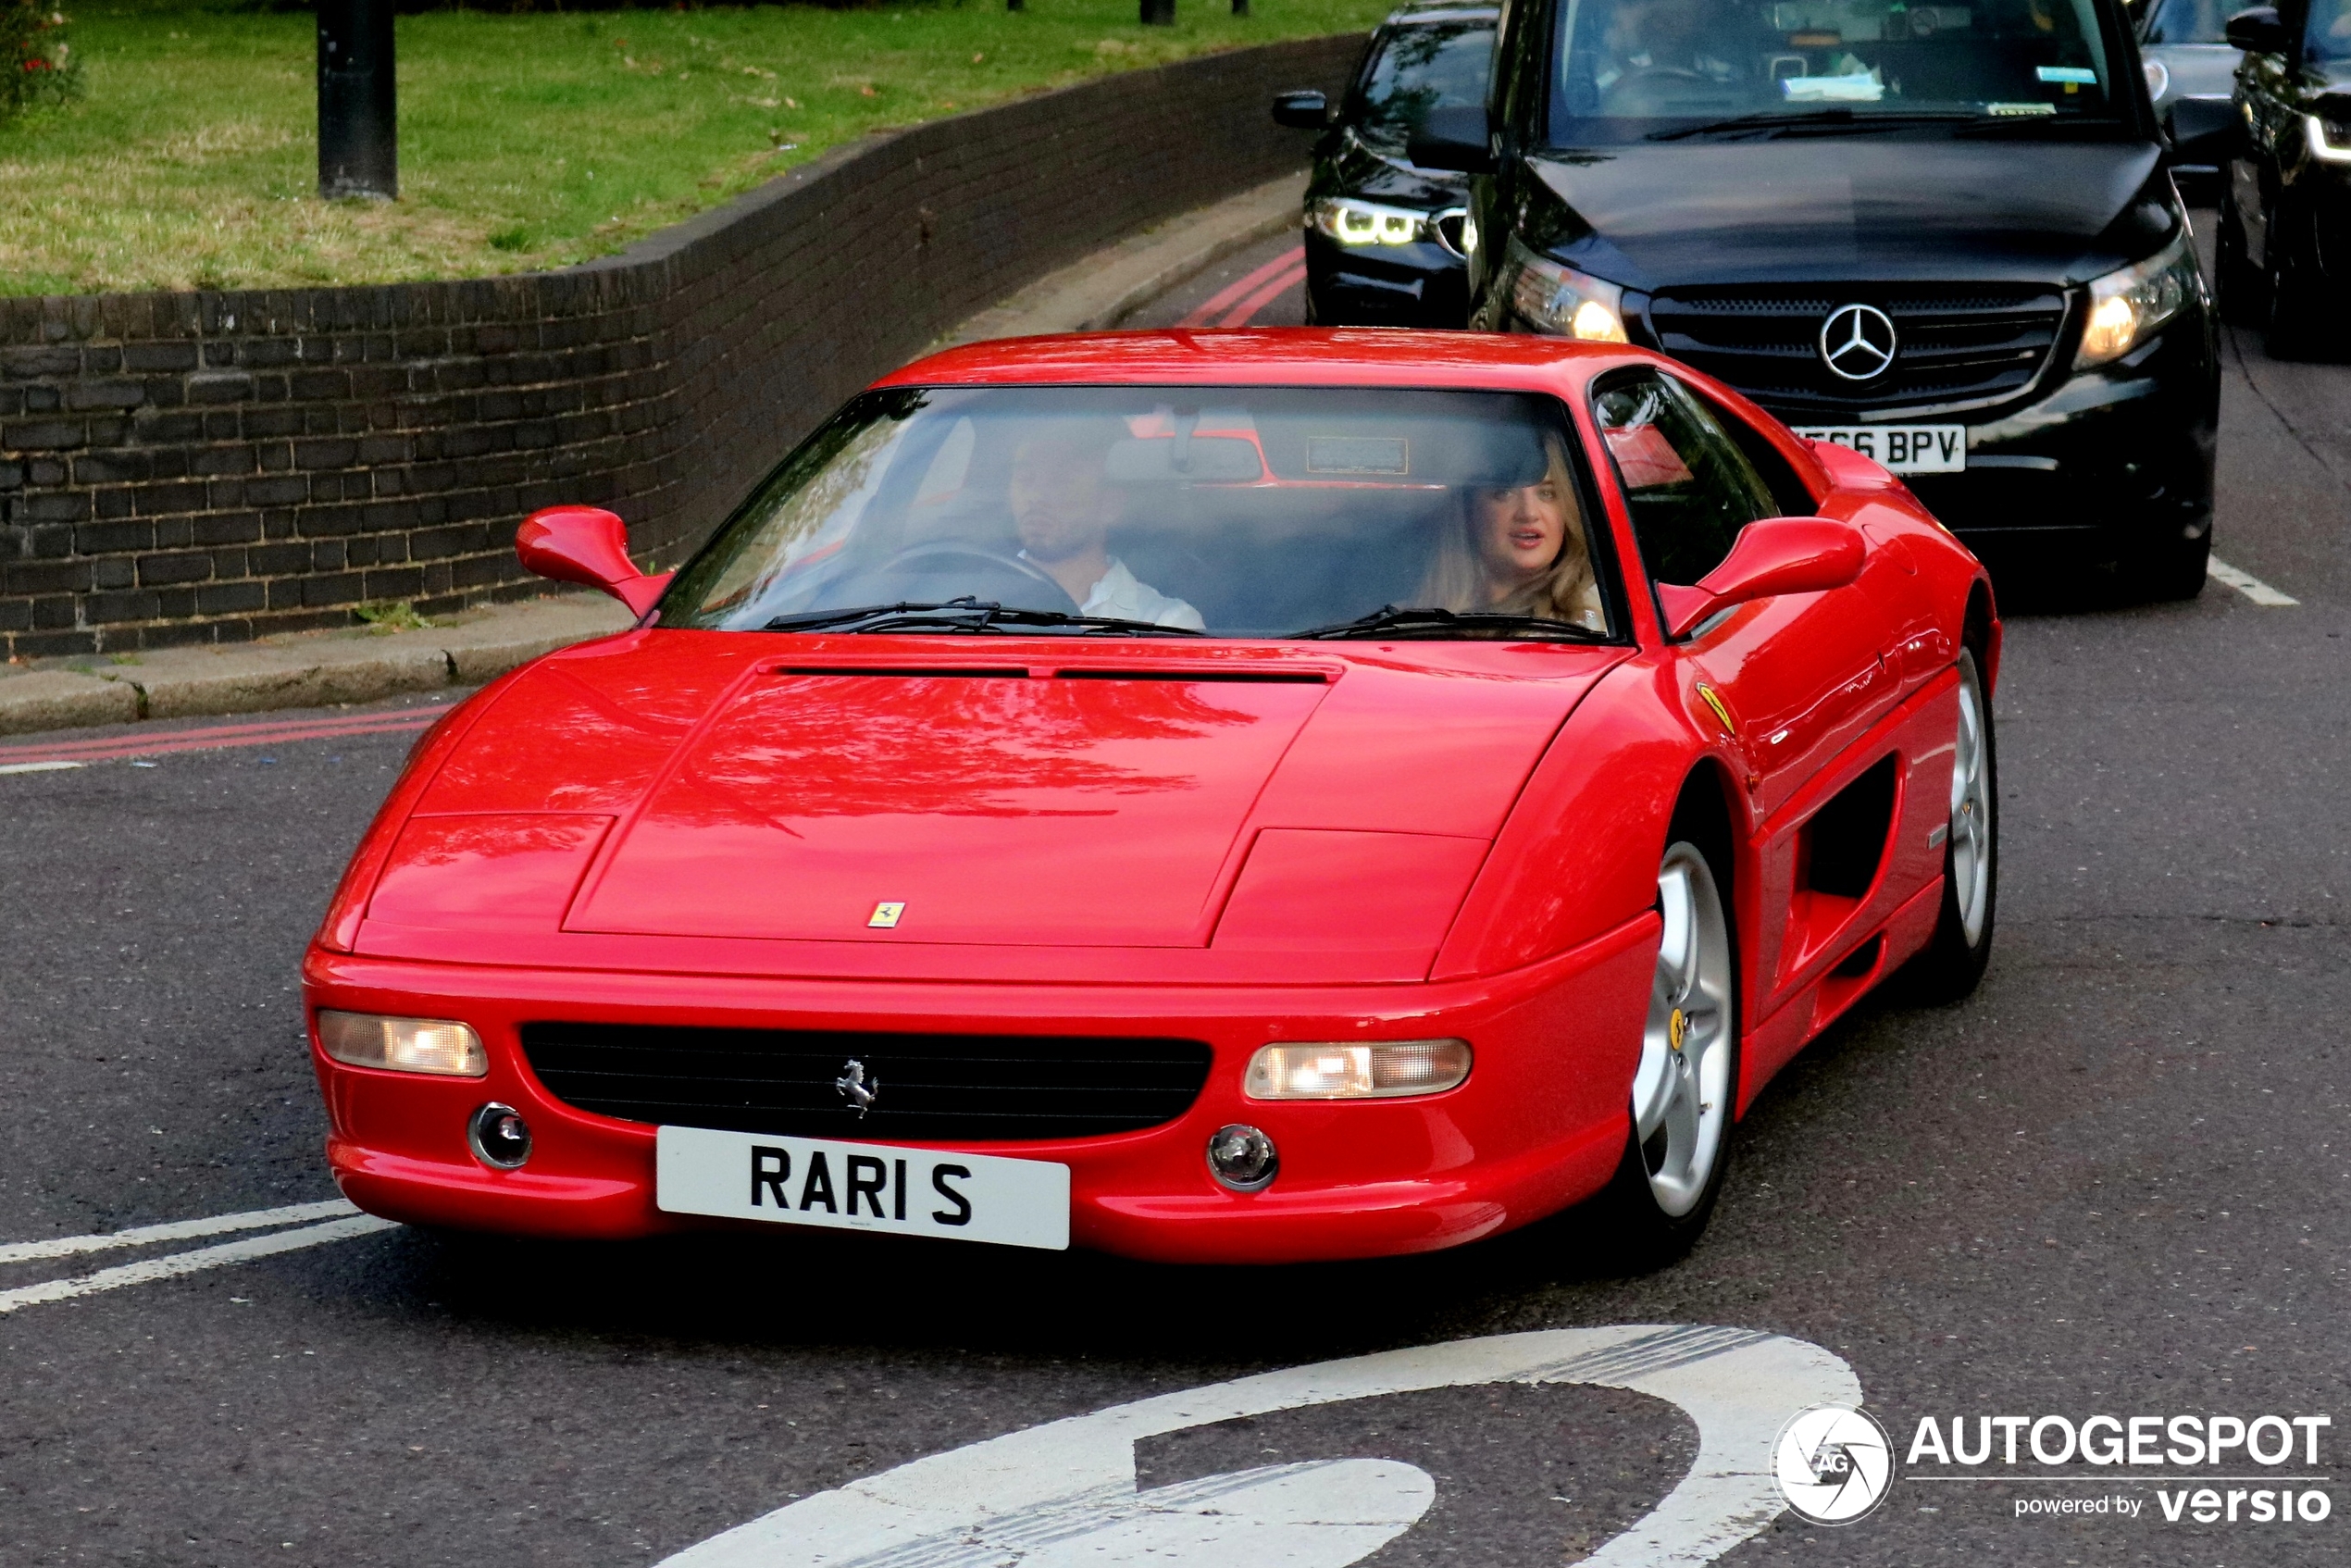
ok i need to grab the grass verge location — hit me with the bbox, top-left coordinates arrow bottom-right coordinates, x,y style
0,0 -> 1378,294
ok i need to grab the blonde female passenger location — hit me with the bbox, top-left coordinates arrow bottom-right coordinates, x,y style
1417,434 -> 1606,631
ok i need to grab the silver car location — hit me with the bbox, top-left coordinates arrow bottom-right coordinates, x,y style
2139,0 -> 2242,201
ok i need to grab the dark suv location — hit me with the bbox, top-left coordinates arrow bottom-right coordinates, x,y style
1415,0 -> 2220,597
1275,3 -> 1499,325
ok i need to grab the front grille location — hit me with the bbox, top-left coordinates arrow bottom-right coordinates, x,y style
1644,285 -> 2070,416
519,1023 -> 1213,1141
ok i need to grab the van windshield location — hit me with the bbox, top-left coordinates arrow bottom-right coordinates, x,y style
2137,0 -> 2230,45
661,386 -> 1618,641
1549,0 -> 2122,143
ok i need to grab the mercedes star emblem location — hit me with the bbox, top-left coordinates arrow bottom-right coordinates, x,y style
1818,303 -> 1898,382
835,1058 -> 878,1117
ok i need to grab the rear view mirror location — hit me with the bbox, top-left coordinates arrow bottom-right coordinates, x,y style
1105,435 -> 1264,483
1272,89 -> 1329,130
1408,105 -> 1496,174
516,505 -> 672,618
2223,6 -> 2288,52
1653,517 -> 1866,638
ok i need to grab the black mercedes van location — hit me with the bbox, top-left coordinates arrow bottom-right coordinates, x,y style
1415,0 -> 2220,596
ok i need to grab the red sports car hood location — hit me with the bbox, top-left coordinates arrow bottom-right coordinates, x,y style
393,631 -> 1625,955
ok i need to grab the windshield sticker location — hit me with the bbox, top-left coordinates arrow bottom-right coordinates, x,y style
1985,101 -> 2058,116
1306,436 -> 1411,476
2034,65 -> 2098,84
1783,71 -> 1884,102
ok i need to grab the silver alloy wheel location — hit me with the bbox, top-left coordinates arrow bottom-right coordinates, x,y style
1631,842 -> 1734,1218
1948,662 -> 1993,947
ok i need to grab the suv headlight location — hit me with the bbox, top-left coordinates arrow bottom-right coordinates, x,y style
2305,110 -> 2351,164
1503,240 -> 1630,342
2075,228 -> 2198,368
1311,196 -> 1433,247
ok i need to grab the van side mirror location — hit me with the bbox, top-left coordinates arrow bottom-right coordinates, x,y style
2224,6 -> 2288,53
1653,517 -> 1866,638
1272,89 -> 1329,130
516,505 -> 671,618
1407,104 -> 1496,174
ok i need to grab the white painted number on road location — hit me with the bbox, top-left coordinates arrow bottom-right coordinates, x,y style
661,1324 -> 1861,1568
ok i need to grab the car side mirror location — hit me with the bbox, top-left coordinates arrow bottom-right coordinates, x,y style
1407,104 -> 1496,174
516,505 -> 672,618
1272,89 -> 1329,130
1653,517 -> 1866,638
2224,6 -> 2288,53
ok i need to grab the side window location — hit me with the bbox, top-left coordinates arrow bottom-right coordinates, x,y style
1591,371 -> 1776,587
1696,392 -> 1816,520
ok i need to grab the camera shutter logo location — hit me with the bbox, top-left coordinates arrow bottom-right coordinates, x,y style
1819,304 -> 1898,382
1773,1403 -> 1895,1524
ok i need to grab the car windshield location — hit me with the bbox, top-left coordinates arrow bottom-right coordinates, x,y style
2307,0 -> 2351,62
1549,0 -> 2121,142
2136,0 -> 2229,45
661,385 -> 1618,641
1351,17 -> 1500,155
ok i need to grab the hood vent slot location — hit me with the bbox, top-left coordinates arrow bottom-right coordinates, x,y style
778,666 -> 1029,678
1051,669 -> 1328,683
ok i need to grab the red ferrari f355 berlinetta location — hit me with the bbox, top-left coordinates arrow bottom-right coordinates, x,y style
304,330 -> 1998,1264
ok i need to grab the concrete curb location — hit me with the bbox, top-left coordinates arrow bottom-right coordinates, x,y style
939,171 -> 1307,348
0,596 -> 635,737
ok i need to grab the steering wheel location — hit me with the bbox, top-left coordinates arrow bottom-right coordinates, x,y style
1601,66 -> 1739,117
842,540 -> 1079,611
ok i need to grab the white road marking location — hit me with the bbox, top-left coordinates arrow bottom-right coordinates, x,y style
661,1324 -> 1860,1568
2208,557 -> 2300,606
0,1214 -> 395,1315
0,1198 -> 360,1265
0,760 -> 83,775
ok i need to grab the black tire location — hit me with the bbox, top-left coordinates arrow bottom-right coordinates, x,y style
2216,197 -> 2268,329
1898,649 -> 1998,1003
1589,825 -> 1741,1268
2133,519 -> 2212,602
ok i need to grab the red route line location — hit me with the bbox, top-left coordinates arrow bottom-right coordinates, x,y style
0,710 -> 442,766
1221,261 -> 1308,328
1179,243 -> 1306,328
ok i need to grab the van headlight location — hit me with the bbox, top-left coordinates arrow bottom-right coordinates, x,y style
2306,110 -> 2351,164
1503,241 -> 1630,342
2075,229 -> 2199,367
1310,197 -> 1431,247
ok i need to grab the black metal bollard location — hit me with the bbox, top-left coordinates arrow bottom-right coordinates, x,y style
317,0 -> 397,201
1140,0 -> 1176,24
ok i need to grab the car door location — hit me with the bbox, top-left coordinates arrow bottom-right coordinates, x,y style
1590,367 -> 1909,1020
2231,2 -> 2302,266
1591,368 -> 1895,820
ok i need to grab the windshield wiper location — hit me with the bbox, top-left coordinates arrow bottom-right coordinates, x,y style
1293,605 -> 1610,641
1646,108 -> 1977,142
763,599 -> 1201,637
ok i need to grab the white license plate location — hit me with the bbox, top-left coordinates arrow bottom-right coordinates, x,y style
655,1125 -> 1070,1251
1795,424 -> 1967,474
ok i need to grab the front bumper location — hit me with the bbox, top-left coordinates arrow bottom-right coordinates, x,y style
1304,229 -> 1470,329
303,919 -> 1653,1264
1768,314 -> 2220,563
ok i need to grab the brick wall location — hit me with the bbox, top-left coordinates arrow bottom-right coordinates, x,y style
0,35 -> 1362,658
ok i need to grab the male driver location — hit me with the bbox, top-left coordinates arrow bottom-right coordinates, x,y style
1007,425 -> 1205,630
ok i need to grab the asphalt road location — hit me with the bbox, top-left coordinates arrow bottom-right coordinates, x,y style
4,235 -> 2347,1567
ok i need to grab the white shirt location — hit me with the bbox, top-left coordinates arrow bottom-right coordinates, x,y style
1052,556 -> 1206,630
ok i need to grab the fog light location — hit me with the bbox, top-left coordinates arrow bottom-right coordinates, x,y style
1207,1123 -> 1278,1191
467,1102 -> 532,1169
317,1010 -> 486,1076
1244,1039 -> 1472,1100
